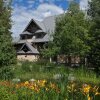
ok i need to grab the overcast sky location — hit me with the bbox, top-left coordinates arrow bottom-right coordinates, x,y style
11,0 -> 89,37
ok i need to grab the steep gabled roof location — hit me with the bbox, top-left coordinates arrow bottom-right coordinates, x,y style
25,42 -> 39,54
18,42 -> 39,54
13,16 -> 57,43
32,34 -> 53,43
22,19 -> 45,33
42,16 -> 56,34
22,16 -> 56,35
34,19 -> 46,32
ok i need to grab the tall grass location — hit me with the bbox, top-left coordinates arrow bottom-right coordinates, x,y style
72,67 -> 99,84
12,61 -> 100,84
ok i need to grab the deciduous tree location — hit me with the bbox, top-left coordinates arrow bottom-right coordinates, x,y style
44,2 -> 90,64
88,0 -> 100,71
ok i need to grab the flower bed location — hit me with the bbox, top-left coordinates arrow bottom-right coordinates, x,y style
0,80 -> 100,100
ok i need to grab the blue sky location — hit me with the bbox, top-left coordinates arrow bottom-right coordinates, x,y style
11,0 -> 89,37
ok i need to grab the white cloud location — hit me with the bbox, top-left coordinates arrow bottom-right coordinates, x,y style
79,0 -> 91,11
11,3 -> 64,37
37,4 -> 64,14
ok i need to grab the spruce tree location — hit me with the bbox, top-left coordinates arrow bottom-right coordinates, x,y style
0,0 -> 16,67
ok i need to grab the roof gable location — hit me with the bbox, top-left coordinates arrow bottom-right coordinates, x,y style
23,16 -> 56,34
18,42 -> 39,54
23,19 -> 42,34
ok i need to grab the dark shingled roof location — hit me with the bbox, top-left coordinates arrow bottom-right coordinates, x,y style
13,15 -> 56,43
32,34 -> 53,43
18,42 -> 39,54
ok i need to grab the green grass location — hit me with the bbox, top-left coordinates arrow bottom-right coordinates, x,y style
71,68 -> 99,84
12,61 -> 100,84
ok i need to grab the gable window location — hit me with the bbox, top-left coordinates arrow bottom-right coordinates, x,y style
22,45 -> 29,53
25,21 -> 41,33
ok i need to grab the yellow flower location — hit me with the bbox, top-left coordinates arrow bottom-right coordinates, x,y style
88,96 -> 91,100
42,80 -> 47,83
95,92 -> 100,95
37,80 -> 47,87
30,86 -> 35,90
67,83 -> 76,92
83,84 -> 91,94
45,87 -> 49,91
24,81 -> 29,85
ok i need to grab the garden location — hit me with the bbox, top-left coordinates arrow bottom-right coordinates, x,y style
0,61 -> 100,100
0,0 -> 100,99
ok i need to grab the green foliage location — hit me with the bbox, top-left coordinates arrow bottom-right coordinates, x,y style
54,2 -> 90,56
0,0 -> 16,67
42,41 -> 60,58
21,61 -> 34,72
43,2 -> 90,61
0,80 -> 100,100
88,0 -> 100,68
15,87 -> 34,100
12,61 -> 100,84
0,85 -> 17,100
0,66 -> 14,80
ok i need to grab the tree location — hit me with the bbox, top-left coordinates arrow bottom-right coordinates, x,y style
0,0 -> 16,67
44,2 -> 90,64
41,41 -> 59,62
88,0 -> 100,72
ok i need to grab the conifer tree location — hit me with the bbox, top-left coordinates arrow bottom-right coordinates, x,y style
0,0 -> 16,67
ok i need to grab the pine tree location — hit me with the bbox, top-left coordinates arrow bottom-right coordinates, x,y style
0,0 -> 16,67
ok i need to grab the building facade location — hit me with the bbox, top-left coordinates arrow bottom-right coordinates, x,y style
13,16 -> 55,61
13,16 -> 81,65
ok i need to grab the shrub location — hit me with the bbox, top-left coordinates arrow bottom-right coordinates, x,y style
0,66 -> 14,80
